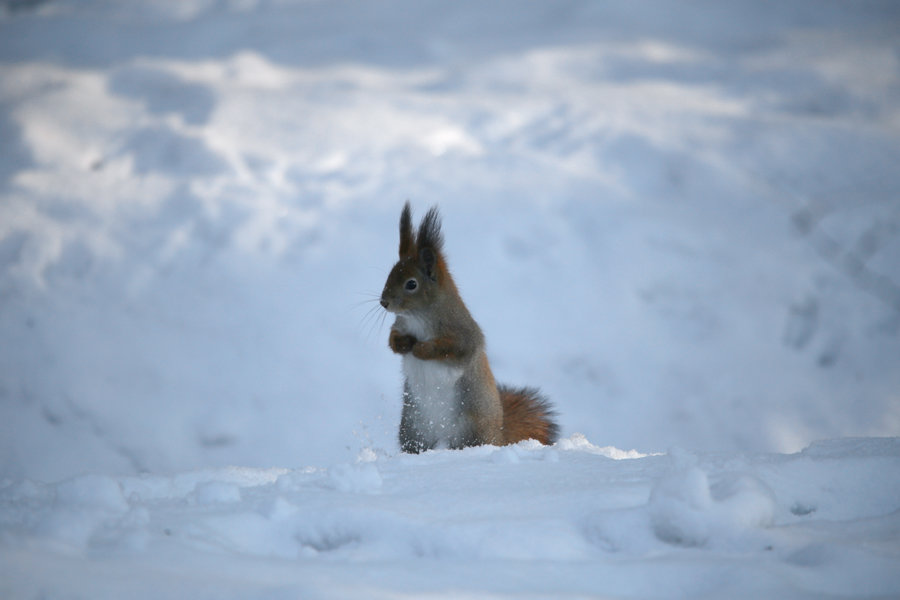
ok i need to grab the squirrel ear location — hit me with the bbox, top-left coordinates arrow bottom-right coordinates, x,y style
399,202 -> 414,257
416,206 -> 443,281
420,247 -> 437,281
416,206 -> 444,253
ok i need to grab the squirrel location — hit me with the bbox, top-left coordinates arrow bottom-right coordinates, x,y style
380,202 -> 559,453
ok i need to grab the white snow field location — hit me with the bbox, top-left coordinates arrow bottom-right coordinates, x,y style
1,0 -> 899,597
2,437 -> 900,599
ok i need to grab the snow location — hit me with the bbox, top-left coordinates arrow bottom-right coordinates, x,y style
1,0 -> 899,597
2,438 -> 900,598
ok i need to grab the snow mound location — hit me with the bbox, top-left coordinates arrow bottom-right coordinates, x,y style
647,449 -> 775,548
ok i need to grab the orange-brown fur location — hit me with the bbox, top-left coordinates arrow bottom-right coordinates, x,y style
500,386 -> 558,445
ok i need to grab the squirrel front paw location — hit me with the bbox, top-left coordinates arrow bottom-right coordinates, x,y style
389,330 -> 417,354
411,340 -> 435,360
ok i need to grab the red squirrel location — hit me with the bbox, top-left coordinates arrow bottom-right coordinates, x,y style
380,202 -> 559,453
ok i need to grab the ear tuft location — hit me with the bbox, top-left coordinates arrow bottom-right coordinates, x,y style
416,206 -> 444,254
399,201 -> 414,257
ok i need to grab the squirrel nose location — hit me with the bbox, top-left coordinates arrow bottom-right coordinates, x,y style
380,298 -> 389,309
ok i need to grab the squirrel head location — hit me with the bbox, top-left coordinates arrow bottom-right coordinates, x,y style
380,202 -> 449,314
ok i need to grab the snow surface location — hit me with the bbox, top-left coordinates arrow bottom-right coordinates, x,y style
2,437 -> 900,598
1,0 -> 899,597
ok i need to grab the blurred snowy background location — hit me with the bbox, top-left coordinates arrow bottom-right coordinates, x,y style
1,0 -> 899,483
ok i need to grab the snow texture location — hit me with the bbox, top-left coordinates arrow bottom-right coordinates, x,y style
1,0 -> 899,597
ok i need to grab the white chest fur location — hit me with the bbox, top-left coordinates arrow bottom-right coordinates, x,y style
394,314 -> 467,446
393,313 -> 429,340
402,355 -> 466,446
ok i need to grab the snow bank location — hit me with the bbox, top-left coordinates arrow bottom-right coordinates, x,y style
1,0 -> 899,483
2,436 -> 900,598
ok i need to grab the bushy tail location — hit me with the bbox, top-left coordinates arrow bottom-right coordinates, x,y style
499,385 -> 559,446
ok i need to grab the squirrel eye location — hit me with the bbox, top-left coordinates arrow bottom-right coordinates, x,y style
404,278 -> 418,291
